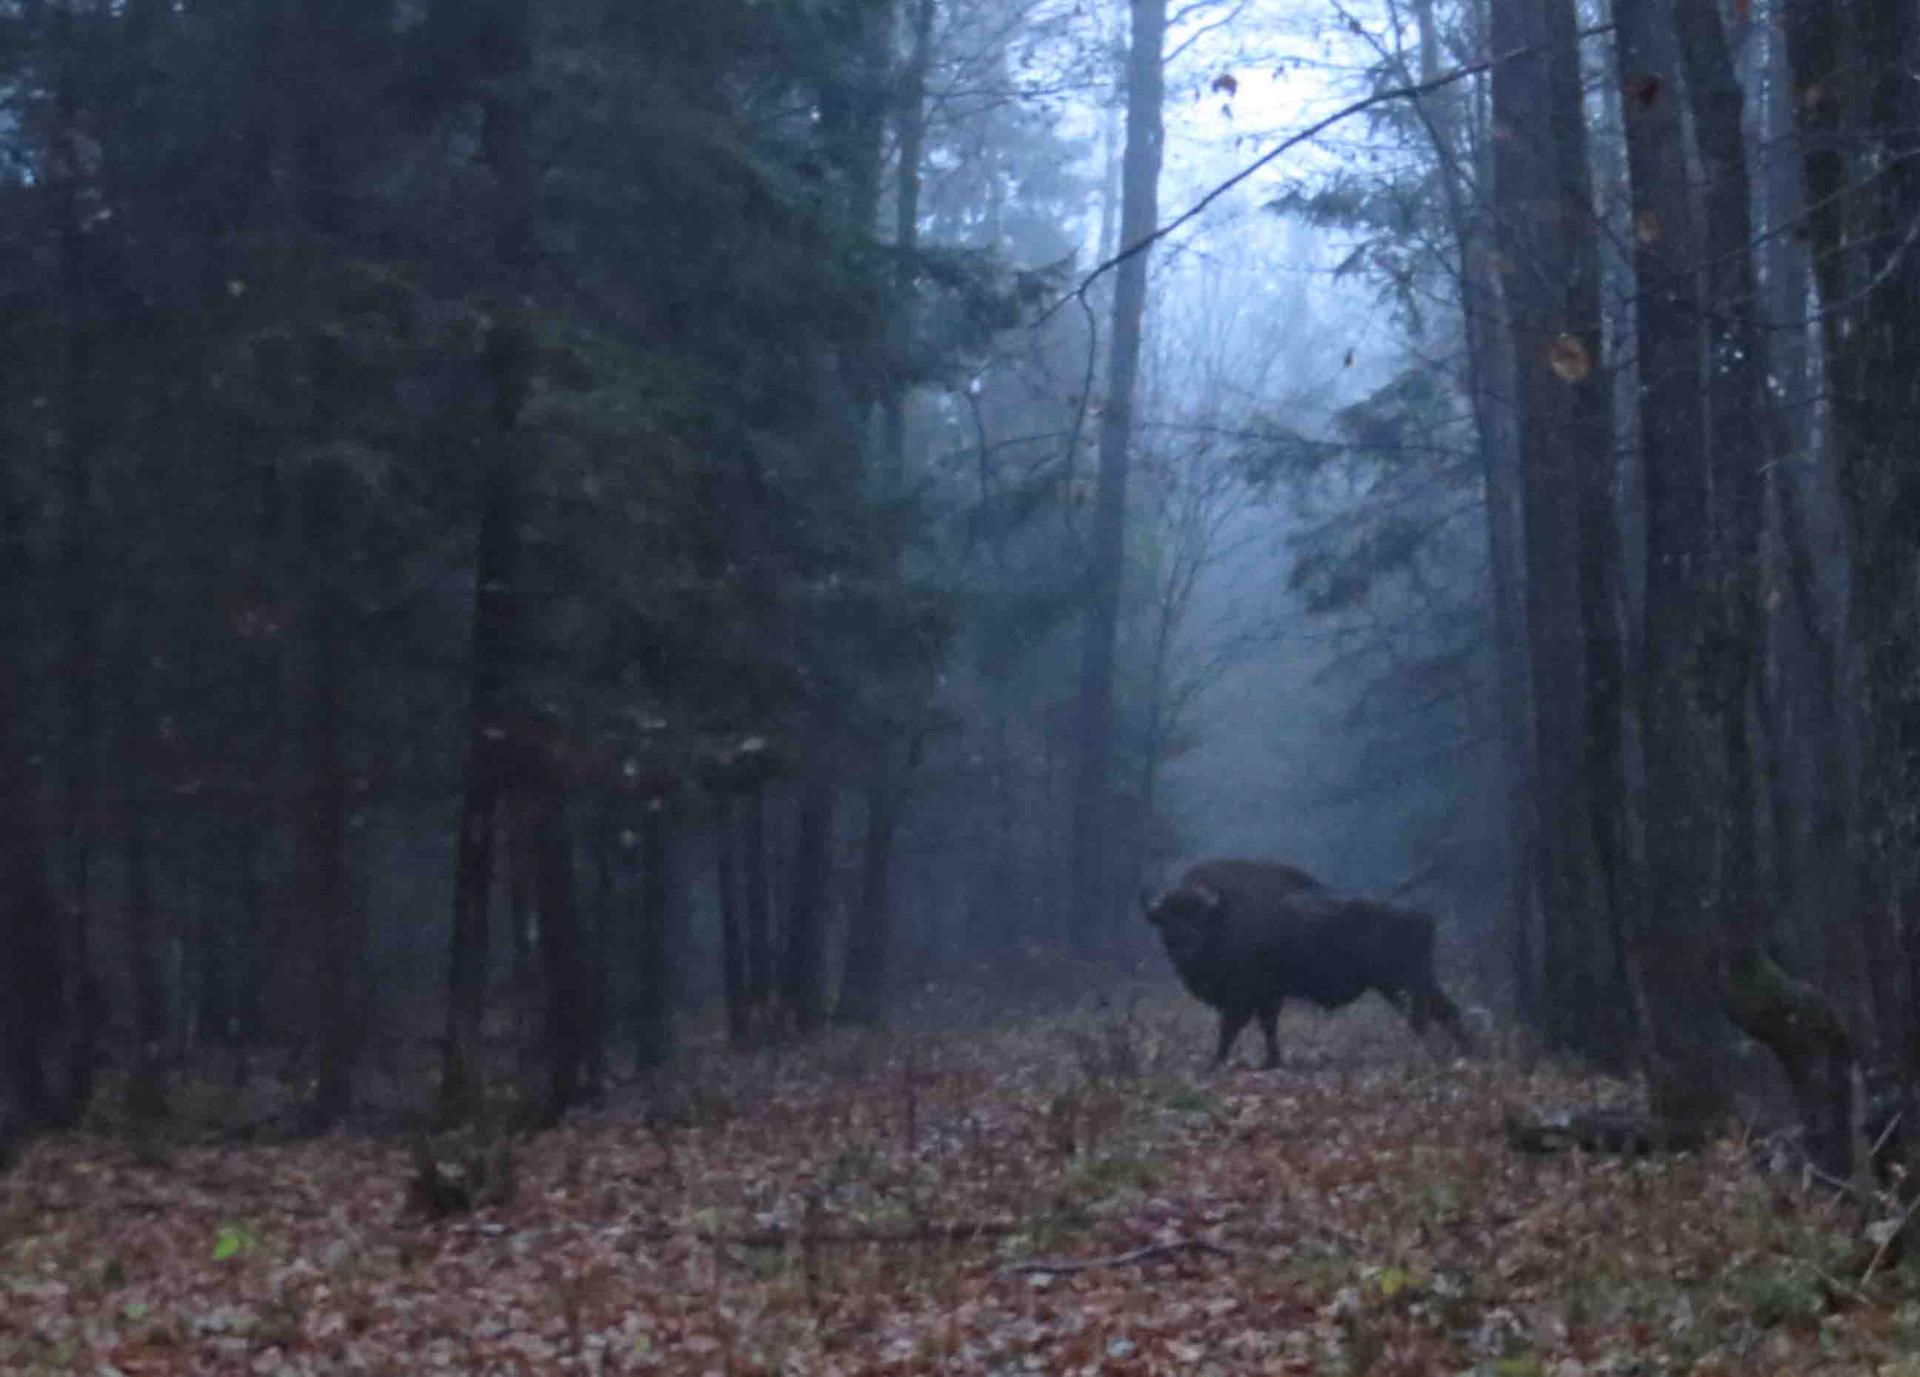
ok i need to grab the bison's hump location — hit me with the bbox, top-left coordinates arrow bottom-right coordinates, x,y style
1181,858 -> 1325,901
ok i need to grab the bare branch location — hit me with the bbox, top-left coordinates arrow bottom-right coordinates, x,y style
1040,23 -> 1616,320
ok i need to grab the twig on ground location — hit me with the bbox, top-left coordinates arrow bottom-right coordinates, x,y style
1860,1191 -> 1920,1287
999,1238 -> 1235,1275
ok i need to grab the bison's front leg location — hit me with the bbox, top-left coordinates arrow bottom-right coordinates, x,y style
1257,1004 -> 1281,1069
1214,1007 -> 1253,1067
1418,985 -> 1473,1053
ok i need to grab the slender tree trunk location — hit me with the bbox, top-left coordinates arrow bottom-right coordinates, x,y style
715,798 -> 748,1045
440,0 -> 537,1122
743,783 -> 773,1032
588,793 -> 616,1084
1487,0 -> 1599,1051
1070,0 -> 1166,955
123,767 -> 169,1121
839,773 -> 901,1025
782,769 -> 835,1033
0,534 -> 58,1130
1759,1 -> 1851,989
1611,0 -> 1730,1129
1675,0 -> 1771,940
57,148 -> 102,1126
1786,0 -> 1920,1070
297,458 -> 359,1132
633,802 -> 674,1067
1411,0 -> 1536,1024
507,794 -> 536,988
838,0 -> 936,1027
442,446 -> 514,1121
531,725 -> 587,1124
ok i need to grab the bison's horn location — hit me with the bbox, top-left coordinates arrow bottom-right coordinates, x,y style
1191,882 -> 1223,911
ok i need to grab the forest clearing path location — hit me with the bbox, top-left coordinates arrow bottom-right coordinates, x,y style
0,989 -> 1900,1375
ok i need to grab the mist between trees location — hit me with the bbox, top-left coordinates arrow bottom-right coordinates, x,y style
0,0 -> 1915,1176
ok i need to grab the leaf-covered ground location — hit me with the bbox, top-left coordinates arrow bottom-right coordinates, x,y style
5,986 -> 1918,1376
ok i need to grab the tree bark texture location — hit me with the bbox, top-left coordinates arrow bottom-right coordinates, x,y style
1070,0 -> 1166,955
1486,0 -> 1603,1051
633,803 -> 675,1067
1786,0 -> 1920,1075
1611,0 -> 1732,1129
715,799 -> 749,1044
440,0 -> 539,1123
783,771 -> 836,1033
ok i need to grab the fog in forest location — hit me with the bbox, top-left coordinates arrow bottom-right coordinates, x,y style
5,2 -> 1920,1327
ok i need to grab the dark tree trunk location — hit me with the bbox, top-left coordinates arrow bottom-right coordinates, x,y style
782,769 -> 836,1033
439,0 -> 537,1122
531,727 -> 587,1124
1611,0 -> 1731,1130
715,798 -> 748,1045
1487,0 -> 1601,1051
0,360 -> 62,1126
297,458 -> 359,1133
1758,0 -> 1852,994
56,181 -> 102,1126
1411,0 -> 1536,1024
0,409 -> 54,1126
441,444 -> 515,1122
1788,0 -> 1920,1075
0,772 -> 61,1132
507,793 -> 536,987
743,782 -> 774,1028
1070,0 -> 1166,955
1674,0 -> 1771,941
588,793 -> 617,1085
838,764 -> 900,1026
123,776 -> 169,1121
633,802 -> 674,1068
837,0 -> 935,1028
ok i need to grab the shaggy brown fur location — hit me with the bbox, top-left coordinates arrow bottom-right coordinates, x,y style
1145,859 -> 1469,1066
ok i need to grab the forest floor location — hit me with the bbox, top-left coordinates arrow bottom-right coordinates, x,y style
4,972 -> 1919,1376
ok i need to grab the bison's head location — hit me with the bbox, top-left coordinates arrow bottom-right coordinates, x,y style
1142,882 -> 1225,967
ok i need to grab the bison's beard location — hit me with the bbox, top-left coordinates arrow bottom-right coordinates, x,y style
1155,916 -> 1222,987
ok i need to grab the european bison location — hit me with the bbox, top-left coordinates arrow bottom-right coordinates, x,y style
1144,858 -> 1469,1067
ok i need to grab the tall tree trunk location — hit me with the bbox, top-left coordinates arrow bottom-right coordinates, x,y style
1759,0 -> 1852,993
782,770 -> 835,1033
507,794 -> 536,988
440,448 -> 512,1122
838,0 -> 935,1028
1411,0 -> 1536,1024
0,864 -> 60,1135
743,782 -> 773,1031
439,0 -> 537,1122
588,793 -> 617,1084
531,723 -> 587,1124
839,775 -> 901,1025
55,69 -> 102,1121
1486,0 -> 1600,1051
1674,0 -> 1770,941
1611,0 -> 1729,1129
297,458 -> 358,1132
1070,0 -> 1166,955
122,763 -> 169,1121
1789,0 -> 1920,1074
633,801 -> 674,1067
715,798 -> 748,1045
0,462 -> 58,1129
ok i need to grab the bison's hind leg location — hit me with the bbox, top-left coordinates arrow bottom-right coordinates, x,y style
1257,1004 -> 1282,1069
1214,1007 -> 1253,1068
